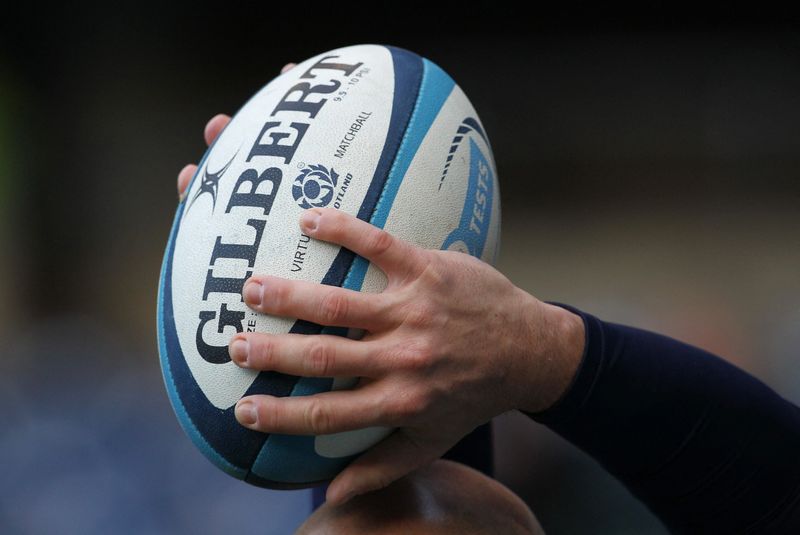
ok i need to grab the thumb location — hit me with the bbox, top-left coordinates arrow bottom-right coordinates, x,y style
326,430 -> 440,506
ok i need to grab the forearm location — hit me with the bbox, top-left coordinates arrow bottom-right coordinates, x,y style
526,306 -> 800,533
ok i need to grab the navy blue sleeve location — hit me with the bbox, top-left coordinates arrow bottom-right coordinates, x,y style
530,306 -> 800,533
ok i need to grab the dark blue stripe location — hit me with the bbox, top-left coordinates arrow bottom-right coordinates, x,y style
463,117 -> 489,146
357,48 -> 424,221
274,45 -> 423,335
245,46 -> 425,487
159,201 -> 270,473
240,318 -> 322,418
342,58 -> 455,292
310,46 -> 424,293
246,47 -> 422,477
158,69 -> 310,476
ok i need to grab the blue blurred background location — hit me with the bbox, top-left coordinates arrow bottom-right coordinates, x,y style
1,4 -> 799,534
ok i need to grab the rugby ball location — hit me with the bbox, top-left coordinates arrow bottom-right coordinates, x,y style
157,44 -> 501,489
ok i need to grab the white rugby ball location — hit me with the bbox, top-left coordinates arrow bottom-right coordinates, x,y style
157,44 -> 501,488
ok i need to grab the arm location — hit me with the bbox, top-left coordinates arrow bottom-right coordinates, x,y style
530,306 -> 800,533
178,116 -> 799,526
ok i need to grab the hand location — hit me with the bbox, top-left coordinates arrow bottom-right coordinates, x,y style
229,211 -> 584,505
175,62 -> 585,507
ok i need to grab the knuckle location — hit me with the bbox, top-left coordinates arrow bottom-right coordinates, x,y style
364,293 -> 397,327
258,401 -> 279,430
251,336 -> 274,367
366,229 -> 394,257
321,208 -> 345,236
266,280 -> 291,313
378,344 -> 405,368
304,399 -> 332,434
403,302 -> 435,327
396,250 -> 433,283
418,258 -> 447,287
306,341 -> 334,376
391,390 -> 429,421
374,293 -> 395,316
404,341 -> 434,371
319,290 -> 349,325
381,339 -> 433,372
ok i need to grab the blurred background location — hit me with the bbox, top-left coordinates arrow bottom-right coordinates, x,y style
1,3 -> 799,534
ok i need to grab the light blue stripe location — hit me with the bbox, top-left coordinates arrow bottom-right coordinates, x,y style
252,59 -> 456,484
249,376 -> 351,484
342,59 -> 455,291
248,324 -> 352,482
158,321 -> 247,479
157,173 -> 247,480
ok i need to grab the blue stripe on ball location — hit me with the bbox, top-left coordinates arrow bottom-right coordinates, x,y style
247,45 -> 430,486
343,58 -> 455,292
158,198 -> 248,479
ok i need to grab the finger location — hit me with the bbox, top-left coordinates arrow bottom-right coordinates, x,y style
243,275 -> 395,330
326,430 -> 439,505
281,62 -> 296,74
229,332 -> 385,378
178,164 -> 197,200
234,388 -> 387,435
300,208 -> 423,280
204,114 -> 231,146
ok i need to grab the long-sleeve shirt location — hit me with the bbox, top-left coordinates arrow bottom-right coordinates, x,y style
530,306 -> 800,533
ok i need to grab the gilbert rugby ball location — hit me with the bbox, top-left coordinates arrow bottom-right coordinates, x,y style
157,44 -> 500,488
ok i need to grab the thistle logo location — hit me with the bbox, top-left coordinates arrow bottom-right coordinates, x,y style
292,164 -> 339,209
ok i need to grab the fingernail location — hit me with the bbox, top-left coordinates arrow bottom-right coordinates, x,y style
243,280 -> 263,306
235,400 -> 258,426
178,189 -> 187,203
229,338 -> 249,365
300,210 -> 320,233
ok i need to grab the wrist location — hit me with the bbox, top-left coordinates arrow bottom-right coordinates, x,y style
514,297 -> 585,414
